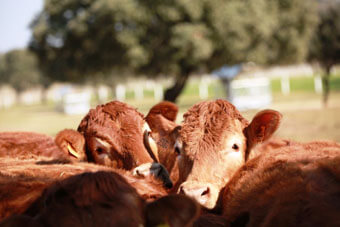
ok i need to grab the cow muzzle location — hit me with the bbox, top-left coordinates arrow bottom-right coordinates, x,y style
178,181 -> 219,209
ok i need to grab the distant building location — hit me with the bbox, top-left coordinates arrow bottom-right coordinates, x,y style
212,64 -> 272,110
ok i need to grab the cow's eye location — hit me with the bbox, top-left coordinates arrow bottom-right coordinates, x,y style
232,144 -> 239,151
96,147 -> 105,154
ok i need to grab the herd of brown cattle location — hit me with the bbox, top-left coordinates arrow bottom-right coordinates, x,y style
0,99 -> 339,227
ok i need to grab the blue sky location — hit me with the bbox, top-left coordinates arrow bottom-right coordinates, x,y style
0,0 -> 43,53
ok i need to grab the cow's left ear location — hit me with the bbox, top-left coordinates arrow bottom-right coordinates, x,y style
245,110 -> 282,150
145,194 -> 200,227
146,101 -> 178,131
55,129 -> 86,160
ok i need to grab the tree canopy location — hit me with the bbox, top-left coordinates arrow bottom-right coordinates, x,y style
30,0 -> 319,102
0,50 -> 46,93
309,1 -> 340,72
309,1 -> 340,106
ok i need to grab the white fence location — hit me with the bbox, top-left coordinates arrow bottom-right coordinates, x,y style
0,64 -> 333,111
230,77 -> 272,110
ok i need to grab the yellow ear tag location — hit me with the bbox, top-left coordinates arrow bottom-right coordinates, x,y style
67,144 -> 80,158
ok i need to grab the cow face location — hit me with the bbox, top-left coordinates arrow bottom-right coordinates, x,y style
77,101 -> 155,170
176,100 -> 281,209
145,101 -> 180,176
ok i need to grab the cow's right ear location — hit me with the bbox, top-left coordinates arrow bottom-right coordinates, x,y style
145,194 -> 200,227
55,129 -> 86,160
245,110 -> 282,151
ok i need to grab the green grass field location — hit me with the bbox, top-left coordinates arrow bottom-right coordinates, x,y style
0,75 -> 340,143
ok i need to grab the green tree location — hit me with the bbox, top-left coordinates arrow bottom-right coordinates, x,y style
0,49 -> 46,94
0,54 -> 6,84
309,1 -> 340,107
30,0 -> 318,102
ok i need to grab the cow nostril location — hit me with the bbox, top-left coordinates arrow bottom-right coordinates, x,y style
201,187 -> 210,197
164,180 -> 173,189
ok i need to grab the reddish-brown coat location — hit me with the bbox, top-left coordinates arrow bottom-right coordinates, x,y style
176,99 -> 281,208
77,101 -> 154,169
145,101 -> 181,185
0,157 -> 168,221
0,131 -> 84,161
221,141 -> 340,227
0,169 -> 199,227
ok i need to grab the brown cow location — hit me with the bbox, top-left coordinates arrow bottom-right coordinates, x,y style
77,100 -> 175,188
0,101 -> 174,188
221,141 -> 340,227
145,101 -> 181,185
0,171 -> 199,227
0,157 -> 170,221
0,130 -> 85,161
77,100 -> 155,169
176,99 -> 282,208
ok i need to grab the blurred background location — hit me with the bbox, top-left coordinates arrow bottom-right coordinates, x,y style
0,0 -> 339,142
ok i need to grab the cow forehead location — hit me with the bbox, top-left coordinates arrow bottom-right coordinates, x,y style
79,102 -> 146,150
180,100 -> 248,156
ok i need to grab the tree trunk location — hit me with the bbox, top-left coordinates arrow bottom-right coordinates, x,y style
322,65 -> 332,108
164,72 -> 191,103
221,78 -> 233,101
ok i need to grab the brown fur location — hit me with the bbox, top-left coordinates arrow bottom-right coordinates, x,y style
76,101 -> 175,188
0,132 -> 64,159
222,141 -> 340,227
145,101 -> 180,185
54,129 -> 86,161
193,214 -> 229,227
177,99 -> 281,208
145,194 -> 200,227
0,171 -> 199,227
181,99 -> 248,159
0,101 -> 178,178
77,101 -> 153,169
0,130 -> 86,161
24,171 -> 145,227
0,157 -> 168,221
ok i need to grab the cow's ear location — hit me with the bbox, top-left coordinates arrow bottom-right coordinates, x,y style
146,101 -> 179,131
55,129 -> 86,160
145,194 -> 200,227
171,125 -> 182,140
245,110 -> 282,150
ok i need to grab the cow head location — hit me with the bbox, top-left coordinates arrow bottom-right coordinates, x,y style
77,101 -> 156,170
176,100 -> 281,209
145,101 -> 180,175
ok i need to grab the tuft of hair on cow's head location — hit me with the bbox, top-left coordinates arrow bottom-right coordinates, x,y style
175,99 -> 282,209
55,129 -> 87,161
77,101 -> 156,170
